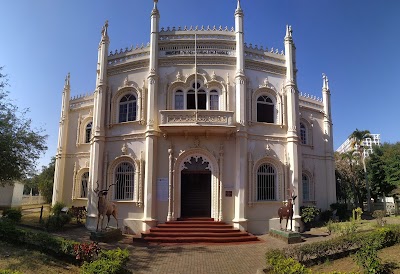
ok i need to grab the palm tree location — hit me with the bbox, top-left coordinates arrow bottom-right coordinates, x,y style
341,150 -> 358,207
349,129 -> 372,211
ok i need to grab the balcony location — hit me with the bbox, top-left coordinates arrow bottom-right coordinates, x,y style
159,110 -> 236,135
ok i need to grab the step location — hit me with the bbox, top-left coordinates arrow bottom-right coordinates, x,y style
143,232 -> 249,238
165,220 -> 227,225
156,223 -> 234,229
143,235 -> 259,243
149,227 -> 241,233
178,217 -> 214,221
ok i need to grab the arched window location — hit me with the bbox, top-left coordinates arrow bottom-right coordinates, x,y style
175,90 -> 184,110
302,174 -> 310,201
81,172 -> 89,198
300,122 -> 307,145
257,95 -> 274,123
210,90 -> 219,110
174,82 -> 220,111
114,162 -> 134,200
85,122 -> 92,143
257,164 -> 276,201
119,94 -> 137,123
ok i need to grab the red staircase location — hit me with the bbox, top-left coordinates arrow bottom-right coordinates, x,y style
142,218 -> 259,244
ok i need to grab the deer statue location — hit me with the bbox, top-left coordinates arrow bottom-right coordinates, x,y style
278,192 -> 297,231
94,181 -> 118,231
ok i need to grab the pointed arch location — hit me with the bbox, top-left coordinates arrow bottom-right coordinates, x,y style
252,87 -> 282,124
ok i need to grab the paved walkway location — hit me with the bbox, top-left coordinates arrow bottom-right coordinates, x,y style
54,227 -> 332,274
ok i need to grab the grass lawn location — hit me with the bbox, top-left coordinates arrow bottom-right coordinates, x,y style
0,242 -> 80,274
310,244 -> 400,273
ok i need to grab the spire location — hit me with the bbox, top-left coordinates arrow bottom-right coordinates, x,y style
322,73 -> 330,91
101,20 -> 109,40
152,0 -> 159,16
236,0 -> 242,10
235,0 -> 243,15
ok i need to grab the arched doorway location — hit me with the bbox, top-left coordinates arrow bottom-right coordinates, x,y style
180,156 -> 211,217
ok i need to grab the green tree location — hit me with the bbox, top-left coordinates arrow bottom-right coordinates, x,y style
367,142 -> 400,198
349,129 -> 372,211
335,151 -> 365,207
34,157 -> 56,203
0,67 -> 47,185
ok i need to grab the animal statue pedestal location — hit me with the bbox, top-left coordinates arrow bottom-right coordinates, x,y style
269,228 -> 302,244
90,228 -> 122,243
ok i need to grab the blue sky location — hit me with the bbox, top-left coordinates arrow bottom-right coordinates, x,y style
1,0 -> 399,170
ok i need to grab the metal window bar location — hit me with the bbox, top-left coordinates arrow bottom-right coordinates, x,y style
115,162 -> 134,200
81,172 -> 89,198
257,164 -> 276,201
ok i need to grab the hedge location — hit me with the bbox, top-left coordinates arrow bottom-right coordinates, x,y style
0,219 -> 78,260
267,224 -> 400,266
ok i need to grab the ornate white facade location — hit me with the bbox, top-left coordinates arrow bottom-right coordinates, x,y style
52,1 -> 336,234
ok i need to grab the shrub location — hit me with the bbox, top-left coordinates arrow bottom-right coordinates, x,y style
320,209 -> 333,222
326,219 -> 337,235
372,210 -> 386,226
81,248 -> 129,274
0,220 -> 77,259
330,203 -> 348,220
275,224 -> 400,266
336,220 -> 358,236
353,207 -> 363,221
354,239 -> 383,273
1,208 -> 22,223
46,213 -> 72,231
45,202 -> 71,231
300,206 -> 321,224
74,242 -> 101,263
51,202 -> 66,215
265,250 -> 311,274
0,271 -> 23,274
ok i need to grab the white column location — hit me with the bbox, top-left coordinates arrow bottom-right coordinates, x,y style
142,1 -> 160,231
218,145 -> 224,221
284,26 -> 302,231
167,148 -> 174,221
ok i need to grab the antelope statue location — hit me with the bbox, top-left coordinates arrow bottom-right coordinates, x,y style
278,193 -> 297,231
94,181 -> 118,231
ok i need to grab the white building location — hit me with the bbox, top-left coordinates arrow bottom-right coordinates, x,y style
52,0 -> 336,235
336,134 -> 381,157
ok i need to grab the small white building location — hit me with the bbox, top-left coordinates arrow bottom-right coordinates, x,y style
52,1 -> 336,234
0,182 -> 24,208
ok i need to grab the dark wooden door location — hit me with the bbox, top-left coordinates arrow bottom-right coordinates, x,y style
181,171 -> 211,217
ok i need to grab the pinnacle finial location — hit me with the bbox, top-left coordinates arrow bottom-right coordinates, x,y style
286,25 -> 292,38
153,0 -> 158,10
65,72 -> 70,88
322,73 -> 329,90
237,0 -> 242,10
101,20 -> 109,38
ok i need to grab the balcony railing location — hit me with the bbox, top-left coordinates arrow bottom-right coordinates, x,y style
160,110 -> 234,127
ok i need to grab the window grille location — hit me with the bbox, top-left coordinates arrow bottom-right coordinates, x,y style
85,122 -> 92,143
257,164 -> 276,201
302,174 -> 310,201
210,90 -> 219,110
119,94 -> 137,122
175,90 -> 184,110
300,123 -> 307,144
114,162 -> 134,200
81,172 -> 89,198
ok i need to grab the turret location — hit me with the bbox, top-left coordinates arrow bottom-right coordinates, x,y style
52,73 -> 71,205
235,0 -> 246,125
284,25 -> 296,85
322,73 -> 332,139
